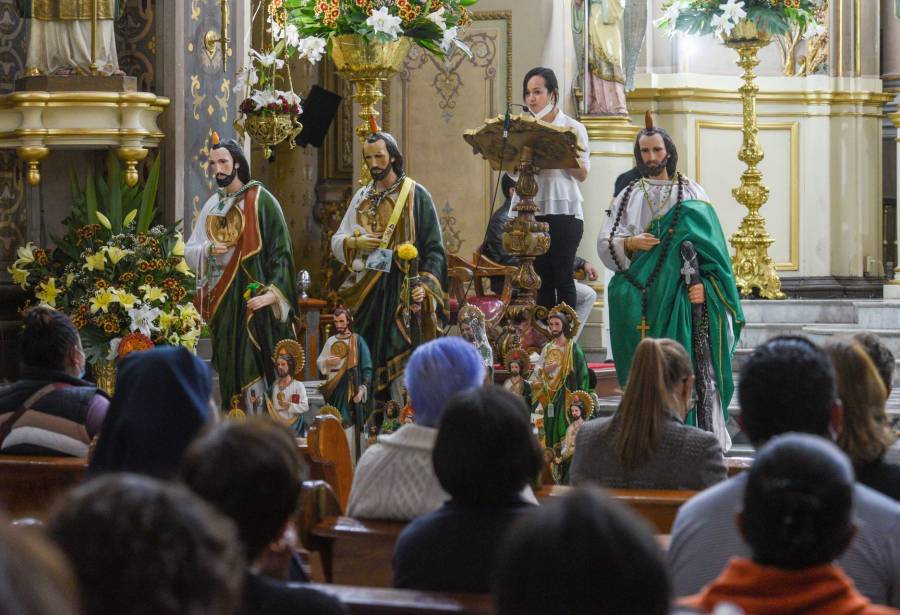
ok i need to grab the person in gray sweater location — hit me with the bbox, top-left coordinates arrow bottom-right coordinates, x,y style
570,337 -> 726,490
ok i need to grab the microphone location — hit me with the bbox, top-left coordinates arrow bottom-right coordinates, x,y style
503,104 -> 512,139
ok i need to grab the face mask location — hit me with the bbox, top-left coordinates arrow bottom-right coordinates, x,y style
534,102 -> 556,121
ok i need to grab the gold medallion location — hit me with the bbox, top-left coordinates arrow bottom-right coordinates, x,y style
331,340 -> 348,359
206,206 -> 244,247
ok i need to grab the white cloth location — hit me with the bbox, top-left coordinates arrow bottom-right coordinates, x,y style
573,280 -> 597,344
597,175 -> 709,272
184,187 -> 290,322
508,111 -> 591,220
346,423 -> 538,520
26,19 -> 118,75
269,378 -> 309,424
330,186 -> 377,267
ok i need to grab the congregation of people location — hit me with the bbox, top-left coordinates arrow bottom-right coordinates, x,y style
2,302 -> 900,615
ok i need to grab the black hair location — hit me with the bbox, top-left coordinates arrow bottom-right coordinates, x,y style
333,307 -> 354,330
365,131 -> 405,177
20,306 -> 80,371
433,386 -> 542,506
852,331 -> 895,394
180,418 -> 306,561
211,139 -> 251,184
634,128 -> 679,178
274,352 -> 296,375
501,173 -> 516,199
46,474 -> 242,615
522,67 -> 559,107
548,311 -> 572,338
738,336 -> 836,447
741,433 -> 854,570
494,488 -> 670,615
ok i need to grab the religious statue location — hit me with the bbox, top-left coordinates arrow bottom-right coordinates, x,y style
316,307 -> 373,443
18,0 -> 122,76
530,303 -> 591,450
597,113 -> 744,452
269,339 -> 310,435
185,132 -> 299,414
572,0 -> 646,115
380,400 -> 401,435
458,304 -> 493,382
331,130 -> 448,400
400,405 -> 415,425
557,390 -> 592,483
503,348 -> 532,409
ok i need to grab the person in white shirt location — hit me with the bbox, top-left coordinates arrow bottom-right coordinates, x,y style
511,67 -> 590,310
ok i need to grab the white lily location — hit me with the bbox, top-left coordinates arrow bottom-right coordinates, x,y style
711,13 -> 735,36
366,6 -> 403,40
233,64 -> 259,95
427,7 -> 447,31
250,88 -> 278,110
250,49 -> 285,69
127,302 -> 163,338
15,242 -> 36,265
803,22 -> 827,40
297,36 -> 327,64
718,0 -> 746,24
440,26 -> 459,54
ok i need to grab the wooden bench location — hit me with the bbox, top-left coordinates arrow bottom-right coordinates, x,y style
307,486 -> 696,587
725,456 -> 753,477
0,455 -> 87,517
313,584 -> 494,614
298,414 -> 353,512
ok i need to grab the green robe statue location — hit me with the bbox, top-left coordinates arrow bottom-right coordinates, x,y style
316,332 -> 373,428
331,180 -> 448,395
185,181 -> 298,414
531,338 -> 590,451
607,199 -> 745,421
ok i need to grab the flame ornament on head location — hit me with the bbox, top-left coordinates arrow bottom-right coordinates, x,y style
368,116 -> 379,135
644,111 -> 654,131
211,131 -> 220,146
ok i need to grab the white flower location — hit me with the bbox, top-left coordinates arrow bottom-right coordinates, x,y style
277,89 -> 302,109
297,36 -> 327,64
250,49 -> 285,69
711,13 -> 735,36
233,64 -> 259,95
803,22 -> 827,40
440,26 -> 459,54
270,19 -> 300,47
366,6 -> 403,40
250,89 -> 278,110
718,0 -> 746,23
107,337 -> 121,361
127,302 -> 162,338
426,7 -> 447,31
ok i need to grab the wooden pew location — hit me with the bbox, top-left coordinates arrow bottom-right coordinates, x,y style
313,584 -> 494,614
0,455 -> 87,517
725,456 -> 753,477
298,414 -> 353,512
308,486 -> 696,587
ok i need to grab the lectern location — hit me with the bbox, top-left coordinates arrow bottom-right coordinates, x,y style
463,114 -> 584,350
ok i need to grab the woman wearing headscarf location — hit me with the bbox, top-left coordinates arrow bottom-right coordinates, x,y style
89,346 -> 213,479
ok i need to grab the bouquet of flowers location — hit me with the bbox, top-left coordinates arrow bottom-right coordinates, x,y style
655,0 -> 823,38
8,155 -> 203,365
282,0 -> 479,60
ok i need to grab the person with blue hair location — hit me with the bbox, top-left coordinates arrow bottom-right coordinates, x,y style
347,337 -> 487,520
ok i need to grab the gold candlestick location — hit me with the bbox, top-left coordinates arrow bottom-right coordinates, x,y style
722,19 -> 784,299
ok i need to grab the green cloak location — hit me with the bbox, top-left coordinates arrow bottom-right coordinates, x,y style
320,333 -> 373,428
205,182 -> 298,412
608,199 -> 745,419
340,183 -> 448,394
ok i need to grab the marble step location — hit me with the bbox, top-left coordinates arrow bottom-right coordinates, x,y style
854,301 -> 900,330
739,299 -> 863,325
737,322 -> 808,349
803,324 -> 900,355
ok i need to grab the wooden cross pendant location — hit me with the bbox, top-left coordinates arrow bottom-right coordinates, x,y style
636,316 -> 650,339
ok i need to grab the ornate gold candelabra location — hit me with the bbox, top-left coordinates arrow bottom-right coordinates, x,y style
329,35 -> 411,183
722,20 -> 785,299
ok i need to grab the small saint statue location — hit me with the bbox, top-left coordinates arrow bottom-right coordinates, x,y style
458,304 -> 493,382
557,391 -> 592,483
379,400 -> 401,436
268,340 -> 310,435
503,348 -> 532,409
18,0 -> 123,76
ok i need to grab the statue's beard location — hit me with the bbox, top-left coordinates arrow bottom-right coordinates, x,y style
640,156 -> 669,178
551,329 -> 563,339
370,166 -> 391,181
216,167 -> 238,188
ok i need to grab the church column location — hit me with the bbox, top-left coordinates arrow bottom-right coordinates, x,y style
886,111 -> 900,297
883,1 -> 900,291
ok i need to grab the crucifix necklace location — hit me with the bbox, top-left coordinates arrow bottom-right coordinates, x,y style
607,173 -> 684,340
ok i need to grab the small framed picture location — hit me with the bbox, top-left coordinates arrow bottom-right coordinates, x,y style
366,248 -> 393,273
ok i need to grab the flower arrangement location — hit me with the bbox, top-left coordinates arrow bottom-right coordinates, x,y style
8,154 -> 203,365
282,0 -> 479,60
656,0 -> 824,38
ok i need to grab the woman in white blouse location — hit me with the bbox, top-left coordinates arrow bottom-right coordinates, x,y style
512,67 -> 591,310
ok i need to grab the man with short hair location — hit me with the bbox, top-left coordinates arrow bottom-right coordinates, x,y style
180,418 -> 345,615
668,335 -> 900,608
0,306 -> 108,456
185,133 -> 298,415
331,131 -> 448,400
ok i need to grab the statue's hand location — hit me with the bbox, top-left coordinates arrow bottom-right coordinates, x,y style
689,283 -> 705,305
627,233 -> 660,252
247,289 -> 277,311
210,243 -> 230,256
357,235 -> 382,251
326,355 -> 342,369
411,285 -> 426,304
